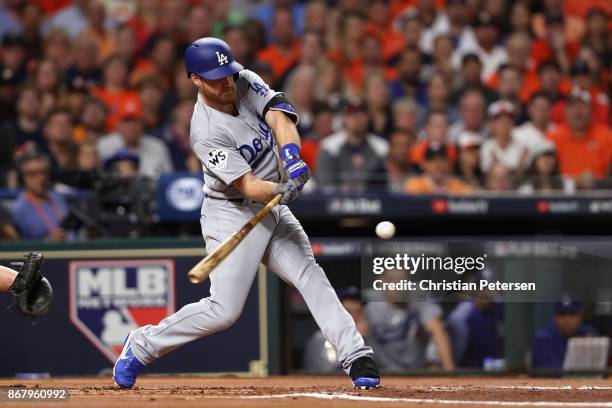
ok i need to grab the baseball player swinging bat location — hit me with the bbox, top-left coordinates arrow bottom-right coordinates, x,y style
113,37 -> 380,390
187,194 -> 282,283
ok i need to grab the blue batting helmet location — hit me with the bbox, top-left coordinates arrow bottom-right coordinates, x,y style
184,37 -> 243,80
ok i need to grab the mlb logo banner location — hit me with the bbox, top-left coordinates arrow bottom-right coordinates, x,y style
69,260 -> 175,362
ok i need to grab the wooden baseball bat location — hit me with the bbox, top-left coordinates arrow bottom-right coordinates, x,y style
188,194 -> 283,284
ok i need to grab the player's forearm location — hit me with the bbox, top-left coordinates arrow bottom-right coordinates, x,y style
265,110 -> 301,151
233,172 -> 278,203
0,265 -> 18,292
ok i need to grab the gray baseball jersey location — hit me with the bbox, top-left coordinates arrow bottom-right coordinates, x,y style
190,69 -> 287,200
129,70 -> 373,374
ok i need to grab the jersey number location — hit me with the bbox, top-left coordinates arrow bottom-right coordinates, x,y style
216,52 -> 229,66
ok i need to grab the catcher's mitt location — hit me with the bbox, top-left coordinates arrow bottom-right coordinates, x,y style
9,252 -> 53,317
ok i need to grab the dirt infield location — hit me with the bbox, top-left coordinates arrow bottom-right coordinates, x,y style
1,376 -> 612,408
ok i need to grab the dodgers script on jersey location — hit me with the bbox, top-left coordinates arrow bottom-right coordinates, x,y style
190,69 -> 292,200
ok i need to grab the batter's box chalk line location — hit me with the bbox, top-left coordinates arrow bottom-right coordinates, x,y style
204,392 -> 612,407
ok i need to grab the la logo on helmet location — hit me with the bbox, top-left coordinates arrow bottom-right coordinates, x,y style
216,51 -> 228,66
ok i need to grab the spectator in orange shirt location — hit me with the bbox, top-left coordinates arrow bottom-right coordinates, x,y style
365,0 -> 405,63
546,87 -> 612,189
411,109 -> 457,165
530,12 -> 579,74
550,61 -> 610,127
256,7 -> 300,84
93,54 -> 139,130
404,143 -> 471,195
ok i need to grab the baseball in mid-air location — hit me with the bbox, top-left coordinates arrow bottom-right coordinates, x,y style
375,221 -> 396,240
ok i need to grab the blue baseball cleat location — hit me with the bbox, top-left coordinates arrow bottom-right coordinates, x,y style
113,332 -> 144,389
349,356 -> 381,390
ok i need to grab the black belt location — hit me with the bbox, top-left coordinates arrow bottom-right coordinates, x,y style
206,196 -> 244,203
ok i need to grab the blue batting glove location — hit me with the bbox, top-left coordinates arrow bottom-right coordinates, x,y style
281,143 -> 310,188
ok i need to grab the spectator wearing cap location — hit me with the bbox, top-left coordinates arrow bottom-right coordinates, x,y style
303,286 -> 368,373
532,301 -> 598,369
454,131 -> 484,190
530,12 -> 579,73
256,7 -> 301,85
387,129 -> 417,192
316,98 -> 388,192
388,47 -> 427,105
97,98 -> 173,178
565,61 -> 610,126
513,92 -> 557,158
518,141 -> 575,194
546,87 -> 612,188
485,32 -> 540,104
480,100 -> 529,174
11,152 -> 67,241
457,12 -> 507,81
411,109 -> 457,165
103,147 -> 139,178
449,89 -> 487,144
405,142 -> 470,195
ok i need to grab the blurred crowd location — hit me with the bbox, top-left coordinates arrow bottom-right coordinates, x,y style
0,0 -> 611,239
